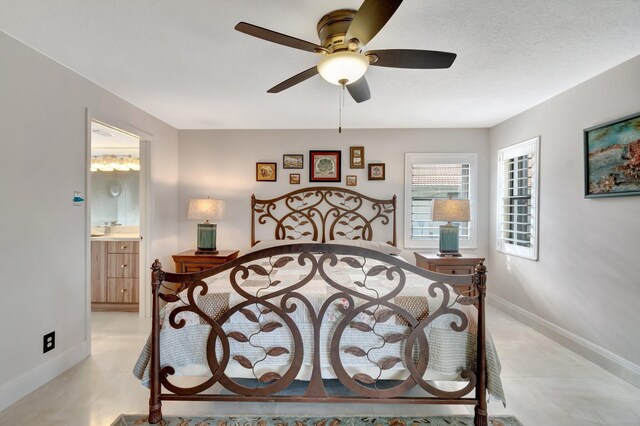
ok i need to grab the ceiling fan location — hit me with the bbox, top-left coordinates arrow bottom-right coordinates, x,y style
235,0 -> 457,103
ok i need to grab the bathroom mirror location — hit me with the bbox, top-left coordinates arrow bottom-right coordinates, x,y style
90,121 -> 141,228
91,171 -> 140,226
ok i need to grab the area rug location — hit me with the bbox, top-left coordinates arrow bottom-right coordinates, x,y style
112,414 -> 523,426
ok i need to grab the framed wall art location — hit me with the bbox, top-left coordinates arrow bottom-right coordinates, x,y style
283,154 -> 304,169
309,150 -> 341,182
350,146 -> 365,169
256,162 -> 277,182
346,175 -> 357,186
368,163 -> 385,180
289,173 -> 300,184
584,112 -> 640,198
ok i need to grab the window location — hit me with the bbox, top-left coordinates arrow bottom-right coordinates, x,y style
496,137 -> 540,260
404,153 -> 477,249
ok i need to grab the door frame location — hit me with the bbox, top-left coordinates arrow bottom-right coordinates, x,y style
84,109 -> 154,350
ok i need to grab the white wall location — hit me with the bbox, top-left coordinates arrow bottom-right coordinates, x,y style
489,55 -> 640,383
0,32 -> 179,410
177,128 -> 490,259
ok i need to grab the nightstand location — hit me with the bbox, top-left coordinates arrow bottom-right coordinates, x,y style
172,249 -> 239,273
414,252 -> 485,296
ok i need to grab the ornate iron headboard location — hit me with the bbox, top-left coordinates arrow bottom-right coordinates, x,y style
251,186 -> 397,247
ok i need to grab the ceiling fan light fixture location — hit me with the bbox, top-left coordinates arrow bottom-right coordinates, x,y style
317,51 -> 369,85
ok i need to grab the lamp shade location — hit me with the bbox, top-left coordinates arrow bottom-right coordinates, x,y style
432,199 -> 470,222
188,198 -> 223,221
317,51 -> 369,85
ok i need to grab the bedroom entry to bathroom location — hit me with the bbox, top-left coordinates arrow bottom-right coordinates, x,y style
89,120 -> 145,314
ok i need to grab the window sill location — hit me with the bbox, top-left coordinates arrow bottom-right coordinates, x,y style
496,248 -> 538,261
404,243 -> 478,250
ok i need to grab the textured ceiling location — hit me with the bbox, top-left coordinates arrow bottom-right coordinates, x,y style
1,1 -> 639,129
91,122 -> 139,157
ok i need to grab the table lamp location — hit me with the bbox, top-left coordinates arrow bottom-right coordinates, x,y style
188,197 -> 223,254
432,196 -> 470,257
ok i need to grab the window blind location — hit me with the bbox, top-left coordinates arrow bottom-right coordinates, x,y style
410,163 -> 470,240
496,137 -> 539,260
499,154 -> 533,246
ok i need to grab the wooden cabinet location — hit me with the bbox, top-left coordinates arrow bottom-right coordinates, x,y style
107,240 -> 138,254
107,254 -> 139,278
172,250 -> 239,273
414,252 -> 485,296
91,240 -> 139,312
91,241 -> 108,304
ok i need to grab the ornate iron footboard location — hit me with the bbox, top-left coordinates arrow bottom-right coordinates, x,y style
147,243 -> 488,425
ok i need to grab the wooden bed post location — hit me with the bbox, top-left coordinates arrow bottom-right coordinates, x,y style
250,194 -> 256,247
392,195 -> 397,247
148,260 -> 164,423
474,261 -> 488,426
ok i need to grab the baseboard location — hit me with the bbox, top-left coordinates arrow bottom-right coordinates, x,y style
0,340 -> 90,412
488,294 -> 640,388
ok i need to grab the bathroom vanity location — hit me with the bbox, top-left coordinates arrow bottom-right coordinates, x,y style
91,236 -> 140,312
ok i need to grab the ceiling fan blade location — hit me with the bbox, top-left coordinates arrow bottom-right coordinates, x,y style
346,77 -> 371,103
345,0 -> 403,46
267,66 -> 319,93
367,49 -> 457,69
235,22 -> 323,53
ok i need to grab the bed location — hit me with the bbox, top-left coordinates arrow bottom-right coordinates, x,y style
135,187 -> 502,426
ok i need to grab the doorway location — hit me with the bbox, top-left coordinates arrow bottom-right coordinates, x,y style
86,116 -> 151,325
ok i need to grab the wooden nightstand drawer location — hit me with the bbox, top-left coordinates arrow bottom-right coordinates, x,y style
414,252 -> 485,300
434,266 -> 474,275
172,249 -> 240,273
183,265 -> 214,273
414,253 -> 484,274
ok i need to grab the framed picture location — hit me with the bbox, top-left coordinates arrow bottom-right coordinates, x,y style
346,175 -> 357,186
283,154 -> 304,169
584,112 -> 640,198
368,163 -> 385,180
256,162 -> 277,182
289,173 -> 300,184
350,146 -> 365,169
309,150 -> 341,182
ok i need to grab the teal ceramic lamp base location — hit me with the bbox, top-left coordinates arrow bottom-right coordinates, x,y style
437,223 -> 461,257
195,222 -> 218,255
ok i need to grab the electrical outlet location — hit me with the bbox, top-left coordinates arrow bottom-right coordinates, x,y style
43,331 -> 55,353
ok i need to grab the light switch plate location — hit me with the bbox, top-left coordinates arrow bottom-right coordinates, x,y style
73,191 -> 84,206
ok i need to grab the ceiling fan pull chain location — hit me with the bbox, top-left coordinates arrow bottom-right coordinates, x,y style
342,83 -> 346,108
338,84 -> 344,133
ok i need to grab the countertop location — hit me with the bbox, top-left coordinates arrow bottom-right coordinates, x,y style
90,233 -> 140,241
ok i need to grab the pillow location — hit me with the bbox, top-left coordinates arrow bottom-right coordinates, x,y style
241,239 -> 401,256
325,239 -> 401,256
241,239 -> 311,256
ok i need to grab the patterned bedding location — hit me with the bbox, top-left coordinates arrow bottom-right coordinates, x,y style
134,246 -> 505,404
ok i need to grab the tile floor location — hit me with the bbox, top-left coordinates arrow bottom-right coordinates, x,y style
1,306 -> 639,425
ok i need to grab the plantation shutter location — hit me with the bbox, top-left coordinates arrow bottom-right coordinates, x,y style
410,163 -> 471,241
500,155 -> 532,245
497,137 -> 539,260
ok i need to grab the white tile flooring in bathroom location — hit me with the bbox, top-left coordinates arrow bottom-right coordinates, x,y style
1,306 -> 639,425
